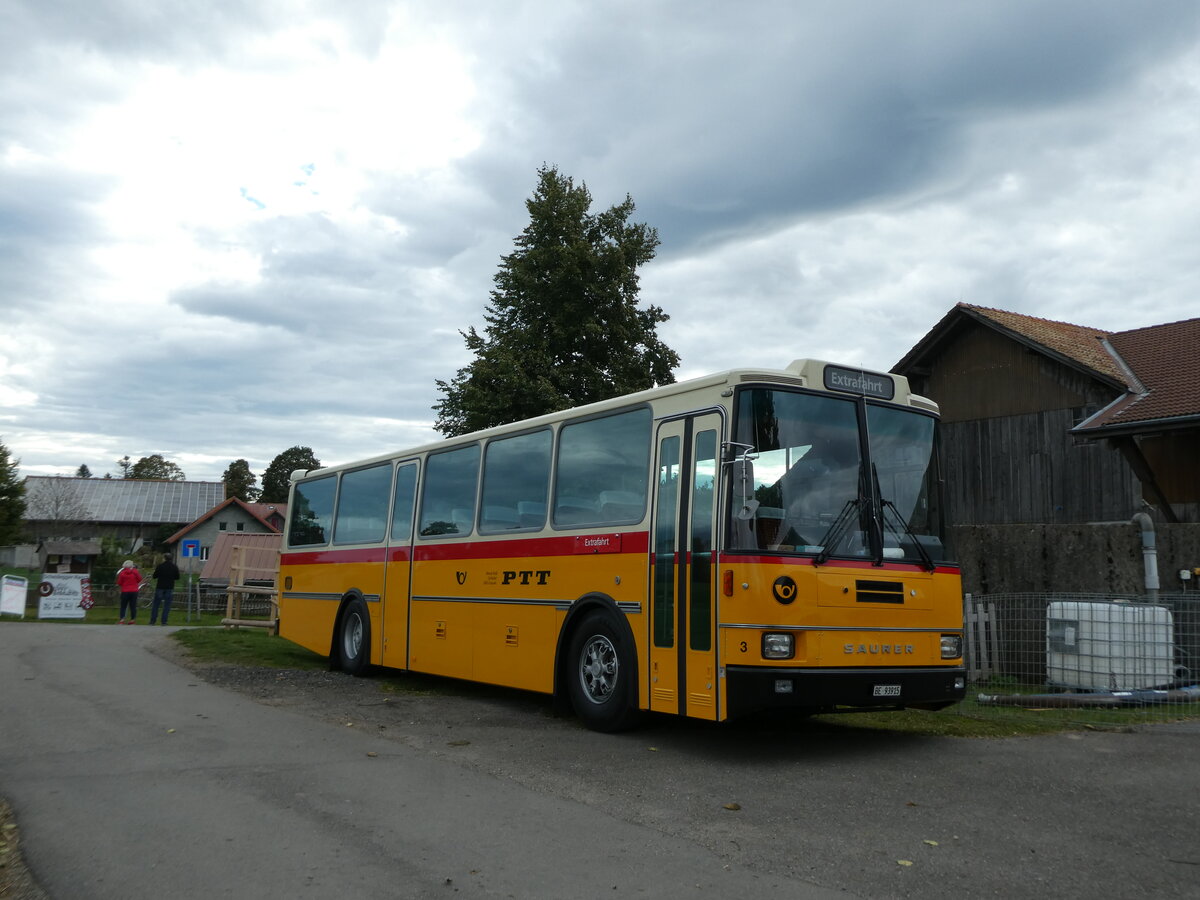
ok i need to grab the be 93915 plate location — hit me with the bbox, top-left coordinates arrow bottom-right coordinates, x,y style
873,684 -> 902,697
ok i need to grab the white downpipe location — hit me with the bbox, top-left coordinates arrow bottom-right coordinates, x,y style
1131,511 -> 1160,598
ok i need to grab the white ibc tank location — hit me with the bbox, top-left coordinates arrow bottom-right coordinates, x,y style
1046,600 -> 1175,691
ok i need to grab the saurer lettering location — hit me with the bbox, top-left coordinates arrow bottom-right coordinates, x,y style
844,644 -> 915,655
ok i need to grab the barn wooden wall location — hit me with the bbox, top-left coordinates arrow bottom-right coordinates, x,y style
953,522 -> 1200,595
941,411 -> 1143,524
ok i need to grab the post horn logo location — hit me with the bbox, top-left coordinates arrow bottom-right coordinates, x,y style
772,575 -> 797,604
455,571 -> 467,585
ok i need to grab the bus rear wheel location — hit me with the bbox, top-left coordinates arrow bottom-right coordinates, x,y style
567,611 -> 639,732
337,597 -> 371,676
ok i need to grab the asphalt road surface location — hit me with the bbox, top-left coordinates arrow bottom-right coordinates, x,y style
2,623 -> 1198,899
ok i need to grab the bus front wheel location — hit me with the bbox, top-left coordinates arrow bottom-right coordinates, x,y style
337,597 -> 371,677
566,611 -> 639,732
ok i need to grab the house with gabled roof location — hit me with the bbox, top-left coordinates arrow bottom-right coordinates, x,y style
894,303 -> 1199,527
23,477 -> 227,547
165,496 -> 285,561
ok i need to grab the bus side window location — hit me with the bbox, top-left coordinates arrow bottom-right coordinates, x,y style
288,475 -> 336,547
553,408 -> 651,528
480,430 -> 551,533
390,463 -> 418,542
333,463 -> 393,545
419,445 -> 481,537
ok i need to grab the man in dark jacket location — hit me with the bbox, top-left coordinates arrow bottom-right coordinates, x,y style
150,554 -> 181,625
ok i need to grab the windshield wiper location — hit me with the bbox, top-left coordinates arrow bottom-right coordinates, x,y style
813,498 -> 860,567
879,498 -> 937,573
867,463 -> 885,566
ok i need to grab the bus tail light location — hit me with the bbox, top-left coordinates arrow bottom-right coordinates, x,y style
762,633 -> 794,659
941,634 -> 963,659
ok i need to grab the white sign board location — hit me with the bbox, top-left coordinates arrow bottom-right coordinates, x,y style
37,574 -> 93,619
1,575 -> 26,617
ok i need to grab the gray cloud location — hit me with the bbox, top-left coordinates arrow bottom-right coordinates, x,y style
445,2 -> 1200,250
0,168 -> 113,313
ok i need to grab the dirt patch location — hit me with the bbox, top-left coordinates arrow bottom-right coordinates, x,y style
0,798 -> 47,900
152,637 -> 413,721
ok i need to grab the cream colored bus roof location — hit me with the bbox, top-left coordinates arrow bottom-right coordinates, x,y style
292,359 -> 931,481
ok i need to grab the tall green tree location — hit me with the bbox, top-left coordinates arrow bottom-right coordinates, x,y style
0,439 -> 26,545
222,459 -> 260,502
433,165 -> 679,437
261,446 -> 321,503
75,464 -> 92,478
128,454 -> 186,481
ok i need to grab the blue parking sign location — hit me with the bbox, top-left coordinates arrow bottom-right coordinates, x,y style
181,539 -> 201,558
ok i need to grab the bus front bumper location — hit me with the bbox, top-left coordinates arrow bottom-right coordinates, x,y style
724,665 -> 968,719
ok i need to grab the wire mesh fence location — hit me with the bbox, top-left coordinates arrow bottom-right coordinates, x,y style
53,583 -> 276,619
963,592 -> 1200,725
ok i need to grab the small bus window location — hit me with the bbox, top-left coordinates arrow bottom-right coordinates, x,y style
689,430 -> 717,651
481,430 -> 551,532
333,463 -> 393,545
390,462 -> 418,542
288,475 -> 336,547
553,408 -> 651,528
419,444 -> 481,537
653,435 -> 680,648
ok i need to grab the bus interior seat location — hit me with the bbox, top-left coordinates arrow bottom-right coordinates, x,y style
755,506 -> 786,548
517,501 -> 546,528
599,490 -> 644,521
554,497 -> 597,526
483,505 -> 520,531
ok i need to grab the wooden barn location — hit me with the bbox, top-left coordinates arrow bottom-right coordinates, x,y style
894,304 -> 1199,527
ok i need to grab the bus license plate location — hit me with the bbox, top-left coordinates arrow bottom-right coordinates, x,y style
873,684 -> 901,697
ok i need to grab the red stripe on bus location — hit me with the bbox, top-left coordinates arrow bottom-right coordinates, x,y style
281,547 -> 388,566
282,532 -> 651,566
722,553 -> 959,574
413,532 -> 650,561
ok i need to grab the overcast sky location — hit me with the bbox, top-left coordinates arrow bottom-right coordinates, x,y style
3,1 -> 1199,484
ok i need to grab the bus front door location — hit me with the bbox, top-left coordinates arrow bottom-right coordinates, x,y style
650,413 -> 722,720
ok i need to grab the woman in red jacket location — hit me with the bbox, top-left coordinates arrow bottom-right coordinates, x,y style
115,560 -> 142,624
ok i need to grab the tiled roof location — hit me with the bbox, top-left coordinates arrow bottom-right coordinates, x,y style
897,303 -> 1200,435
24,477 -> 227,525
247,502 -> 288,523
960,304 -> 1127,384
1076,317 -> 1200,431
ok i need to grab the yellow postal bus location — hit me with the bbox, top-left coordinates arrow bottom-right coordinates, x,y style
278,359 -> 966,731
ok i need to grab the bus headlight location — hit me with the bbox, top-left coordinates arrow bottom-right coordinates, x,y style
762,633 -> 795,660
941,634 -> 963,659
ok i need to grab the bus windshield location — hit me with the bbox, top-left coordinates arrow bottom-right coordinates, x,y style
729,388 -> 950,564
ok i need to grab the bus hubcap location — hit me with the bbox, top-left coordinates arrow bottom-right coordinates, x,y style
580,635 -> 617,704
344,615 -> 362,657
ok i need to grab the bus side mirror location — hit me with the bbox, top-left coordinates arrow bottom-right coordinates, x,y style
723,443 -> 759,521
